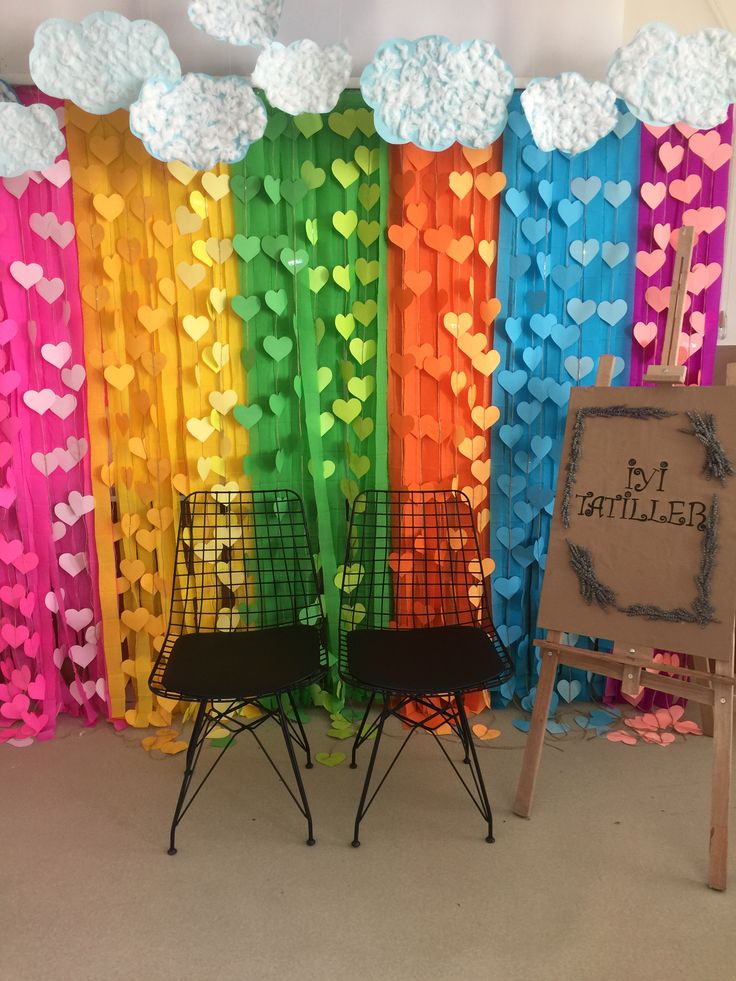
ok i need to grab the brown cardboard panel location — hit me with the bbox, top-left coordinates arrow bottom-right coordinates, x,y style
538,385 -> 736,660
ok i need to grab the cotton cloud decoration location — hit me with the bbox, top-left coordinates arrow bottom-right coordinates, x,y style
129,73 -> 267,171
0,102 -> 65,178
607,23 -> 736,129
29,12 -> 181,115
521,73 -> 618,155
252,40 -> 351,114
188,0 -> 283,46
361,36 -> 514,151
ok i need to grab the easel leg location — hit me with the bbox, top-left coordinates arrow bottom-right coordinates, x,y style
513,635 -> 560,819
692,656 -> 714,737
708,662 -> 733,891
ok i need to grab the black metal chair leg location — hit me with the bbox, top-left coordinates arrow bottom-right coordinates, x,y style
455,695 -> 495,843
350,692 -> 376,768
287,690 -> 313,768
276,695 -> 316,845
450,700 -> 472,764
352,706 -> 388,847
168,700 -> 208,855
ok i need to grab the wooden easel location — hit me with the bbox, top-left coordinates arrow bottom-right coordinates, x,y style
513,226 -> 736,890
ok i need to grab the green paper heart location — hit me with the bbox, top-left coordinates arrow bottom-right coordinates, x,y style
280,247 -> 308,275
327,109 -> 357,138
280,179 -> 308,208
233,403 -> 263,429
334,562 -> 364,592
308,459 -> 335,479
332,265 -> 351,292
357,219 -> 380,246
354,146 -> 380,175
314,317 -> 325,345
263,325 -> 293,364
349,337 -> 377,364
230,175 -> 261,203
339,360 -> 355,384
358,184 -> 380,211
294,113 -> 323,138
301,161 -> 326,189
262,234 -> 289,259
332,398 -> 361,424
317,366 -> 332,392
354,108 -> 376,137
352,417 -> 374,441
327,727 -> 354,741
347,376 -> 375,402
263,175 -> 281,204
264,289 -> 288,315
355,258 -> 379,286
231,294 -> 261,321
298,601 -> 322,625
232,234 -> 261,262
335,313 -> 355,340
264,112 -> 288,141
263,334 -> 293,362
349,454 -> 371,479
305,218 -> 318,245
293,376 -> 302,398
320,411 -> 335,436
331,158 -> 360,189
341,601 -> 367,628
340,478 -> 359,503
315,752 -> 345,767
332,210 -> 358,238
308,266 -> 329,293
352,299 -> 377,326
269,393 -> 287,416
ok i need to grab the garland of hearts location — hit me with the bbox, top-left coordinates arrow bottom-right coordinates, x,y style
0,89 -> 106,744
490,95 -> 640,715
67,103 -> 249,740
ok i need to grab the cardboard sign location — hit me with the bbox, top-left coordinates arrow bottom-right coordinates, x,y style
538,385 -> 736,661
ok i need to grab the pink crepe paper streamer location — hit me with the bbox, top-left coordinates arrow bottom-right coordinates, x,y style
0,88 -> 107,740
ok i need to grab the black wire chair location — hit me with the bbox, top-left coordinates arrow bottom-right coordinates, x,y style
149,489 -> 327,852
339,489 -> 512,846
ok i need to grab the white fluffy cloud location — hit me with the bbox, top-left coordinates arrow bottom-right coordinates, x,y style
0,102 -> 65,178
188,0 -> 283,46
129,73 -> 267,171
29,12 -> 181,115
521,73 -> 618,154
607,23 -> 736,129
361,36 -> 514,151
252,40 -> 351,115
0,80 -> 19,104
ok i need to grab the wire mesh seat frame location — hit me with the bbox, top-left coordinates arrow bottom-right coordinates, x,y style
337,489 -> 512,846
148,489 -> 327,852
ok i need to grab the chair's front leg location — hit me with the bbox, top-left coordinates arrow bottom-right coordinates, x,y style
168,700 -> 209,855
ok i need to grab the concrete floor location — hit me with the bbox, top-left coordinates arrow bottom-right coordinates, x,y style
3,706 -> 735,981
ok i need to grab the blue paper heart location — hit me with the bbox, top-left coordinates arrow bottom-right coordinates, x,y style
497,624 -> 523,648
610,355 -> 625,379
514,451 -> 540,474
503,316 -> 522,342
497,474 -> 525,498
509,254 -> 532,279
521,216 -> 550,245
569,239 -> 599,266
522,145 -> 550,173
570,176 -> 601,204
496,368 -> 528,396
499,423 -> 524,448
613,112 -> 636,139
536,252 -> 551,279
597,299 -> 627,326
532,536 -> 547,562
507,110 -> 530,139
566,298 -> 596,325
538,179 -> 555,208
550,322 -> 580,350
513,500 -> 536,524
505,187 -> 529,218
601,241 -> 630,267
530,434 -> 552,459
513,719 -> 531,733
522,346 -> 543,372
517,400 -> 541,425
499,678 -> 516,701
521,687 -> 559,716
557,197 -> 584,227
512,544 -> 536,568
603,179 -> 631,207
551,265 -> 582,291
564,355 -> 595,381
528,488 -> 555,511
525,289 -> 547,313
493,576 -> 522,599
496,526 -> 525,549
529,314 -> 556,339
547,380 -> 571,407
527,377 -> 549,402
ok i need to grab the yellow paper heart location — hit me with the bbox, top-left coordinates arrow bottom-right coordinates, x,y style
168,160 -> 198,185
190,190 -> 207,218
209,390 -> 237,414
443,311 -> 473,337
186,416 -> 215,443
201,172 -> 230,200
209,287 -> 226,314
182,314 -> 209,341
450,371 -> 467,395
192,239 -> 214,267
202,342 -> 229,372
103,363 -> 135,390
478,239 -> 497,267
449,171 -> 473,200
471,405 -> 500,430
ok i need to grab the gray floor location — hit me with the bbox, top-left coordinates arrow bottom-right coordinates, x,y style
4,706 -> 736,981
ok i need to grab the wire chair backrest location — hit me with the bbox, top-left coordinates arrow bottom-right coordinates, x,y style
338,490 -> 496,660
167,489 -> 322,636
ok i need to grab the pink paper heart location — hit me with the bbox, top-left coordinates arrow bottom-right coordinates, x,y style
0,371 -> 21,397
61,364 -> 85,391
40,341 -> 72,368
677,332 -> 703,364
682,205 -> 725,235
0,584 -> 25,607
704,143 -> 732,172
64,607 -> 94,631
23,389 -> 56,415
669,174 -> 702,204
673,720 -> 703,735
0,692 -> 30,719
606,730 -> 637,745
644,124 -> 669,137
9,261 -> 43,289
53,647 -> 65,668
54,491 -> 94,525
59,552 -> 88,577
0,319 -> 18,345
690,311 -> 706,335
0,442 -> 11,468
641,181 -> 666,209
635,249 -> 666,277
675,122 -> 697,138
19,592 -> 35,617
633,321 -> 658,347
52,521 -> 66,542
658,141 -> 684,172
70,642 -> 97,668
49,394 -> 77,420
69,679 -> 96,705
645,285 -> 691,315
36,277 -> 64,304
1,623 -> 29,648
27,674 -> 45,702
688,130 -> 721,160
652,222 -> 671,250
21,712 -> 48,735
23,633 -> 40,660
66,436 -> 88,462
13,551 -> 39,575
687,262 -> 721,296
641,731 -> 676,746
41,160 -> 71,187
669,225 -> 700,250
31,451 -> 57,476
0,535 -> 24,565
0,485 -> 18,509
2,175 -> 29,198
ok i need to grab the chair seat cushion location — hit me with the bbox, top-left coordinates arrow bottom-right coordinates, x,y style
346,625 -> 506,695
161,625 -> 323,699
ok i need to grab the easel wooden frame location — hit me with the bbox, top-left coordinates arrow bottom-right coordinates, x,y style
513,226 -> 736,890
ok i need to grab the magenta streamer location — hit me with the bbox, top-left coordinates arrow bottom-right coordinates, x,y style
0,90 -> 105,743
